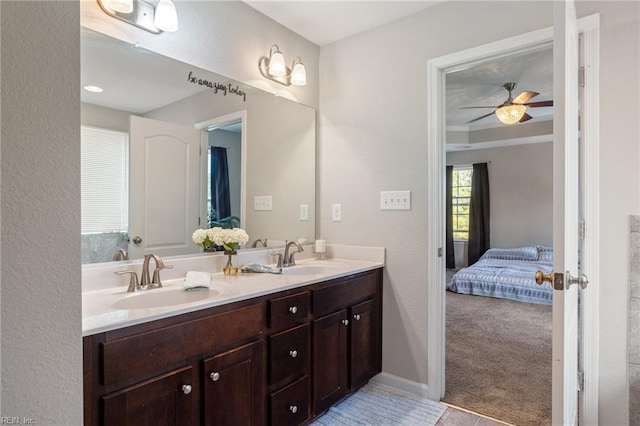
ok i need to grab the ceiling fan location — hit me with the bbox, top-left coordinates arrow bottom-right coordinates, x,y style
461,82 -> 553,125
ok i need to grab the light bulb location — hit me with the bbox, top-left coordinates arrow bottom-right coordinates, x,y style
495,105 -> 526,125
268,50 -> 286,77
290,61 -> 306,86
154,0 -> 179,32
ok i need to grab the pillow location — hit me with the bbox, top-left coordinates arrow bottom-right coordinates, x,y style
537,246 -> 554,263
480,246 -> 539,261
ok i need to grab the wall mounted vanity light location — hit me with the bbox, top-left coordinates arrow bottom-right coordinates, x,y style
97,0 -> 179,34
259,45 -> 307,87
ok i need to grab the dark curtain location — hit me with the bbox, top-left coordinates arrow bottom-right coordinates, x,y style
445,166 -> 455,269
210,147 -> 231,219
468,162 -> 490,265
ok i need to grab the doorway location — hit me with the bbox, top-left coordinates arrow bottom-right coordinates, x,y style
195,111 -> 248,232
426,15 -> 600,425
442,46 -> 554,424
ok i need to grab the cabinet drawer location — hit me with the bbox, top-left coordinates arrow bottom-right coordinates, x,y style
270,376 -> 310,426
268,291 -> 310,330
102,303 -> 264,386
313,272 -> 378,317
269,323 -> 310,385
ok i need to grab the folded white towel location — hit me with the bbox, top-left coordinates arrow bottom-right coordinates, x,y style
184,271 -> 212,291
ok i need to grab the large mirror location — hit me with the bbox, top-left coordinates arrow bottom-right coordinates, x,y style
81,28 -> 316,264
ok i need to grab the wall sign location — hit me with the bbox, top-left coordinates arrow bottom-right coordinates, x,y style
187,71 -> 247,102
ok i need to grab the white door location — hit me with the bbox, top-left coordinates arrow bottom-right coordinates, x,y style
129,116 -> 201,259
551,0 -> 584,424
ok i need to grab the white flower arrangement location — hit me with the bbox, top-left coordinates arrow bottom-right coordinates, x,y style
192,227 -> 249,252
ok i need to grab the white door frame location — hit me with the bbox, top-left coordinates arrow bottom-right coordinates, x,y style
426,15 -> 600,424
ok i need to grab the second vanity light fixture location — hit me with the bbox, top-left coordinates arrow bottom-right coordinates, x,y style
259,45 -> 307,87
97,0 -> 179,33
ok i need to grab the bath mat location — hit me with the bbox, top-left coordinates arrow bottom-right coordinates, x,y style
310,381 -> 447,426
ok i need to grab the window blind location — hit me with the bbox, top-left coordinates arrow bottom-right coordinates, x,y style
81,126 -> 129,234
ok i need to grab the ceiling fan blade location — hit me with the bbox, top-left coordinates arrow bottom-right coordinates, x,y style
465,110 -> 496,124
524,100 -> 554,108
513,91 -> 539,104
459,106 -> 499,109
519,112 -> 533,123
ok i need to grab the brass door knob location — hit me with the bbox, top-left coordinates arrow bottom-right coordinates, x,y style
535,271 -> 553,285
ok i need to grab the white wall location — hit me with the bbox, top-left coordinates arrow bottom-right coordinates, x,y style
318,1 -> 639,424
81,102 -> 130,132
1,2 -> 82,423
81,1 -> 320,108
447,143 -> 553,249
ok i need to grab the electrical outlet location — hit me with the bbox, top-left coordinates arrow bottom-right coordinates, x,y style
300,204 -> 309,221
380,190 -> 411,210
254,195 -> 272,211
332,204 -> 342,221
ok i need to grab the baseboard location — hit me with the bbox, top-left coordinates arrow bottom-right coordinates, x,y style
370,372 -> 431,397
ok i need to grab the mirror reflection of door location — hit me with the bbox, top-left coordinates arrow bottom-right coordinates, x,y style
128,116 -> 201,260
207,121 -> 242,230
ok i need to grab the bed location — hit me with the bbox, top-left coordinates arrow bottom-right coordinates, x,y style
447,245 -> 554,305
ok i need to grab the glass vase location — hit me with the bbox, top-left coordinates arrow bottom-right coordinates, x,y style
223,250 -> 239,275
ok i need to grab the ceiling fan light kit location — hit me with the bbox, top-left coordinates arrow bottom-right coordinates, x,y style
496,104 -> 527,124
462,82 -> 553,125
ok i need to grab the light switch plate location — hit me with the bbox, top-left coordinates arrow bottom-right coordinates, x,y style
300,204 -> 309,221
254,195 -> 272,211
380,190 -> 411,210
332,204 -> 342,221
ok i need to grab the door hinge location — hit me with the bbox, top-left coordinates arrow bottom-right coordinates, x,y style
579,67 -> 586,88
199,145 -> 202,156
578,371 -> 585,392
198,216 -> 201,226
579,220 -> 586,240
438,247 -> 443,257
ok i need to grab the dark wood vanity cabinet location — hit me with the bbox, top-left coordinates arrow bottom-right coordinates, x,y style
312,271 -> 382,416
83,268 -> 382,426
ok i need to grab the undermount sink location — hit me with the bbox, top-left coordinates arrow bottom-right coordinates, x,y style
112,285 -> 227,310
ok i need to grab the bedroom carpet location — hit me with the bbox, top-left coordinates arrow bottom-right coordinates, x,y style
443,290 -> 552,426
310,381 -> 447,425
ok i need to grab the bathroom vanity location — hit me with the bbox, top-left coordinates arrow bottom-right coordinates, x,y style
83,255 -> 383,425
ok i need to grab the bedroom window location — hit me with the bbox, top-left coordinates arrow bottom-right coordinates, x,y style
452,166 -> 473,240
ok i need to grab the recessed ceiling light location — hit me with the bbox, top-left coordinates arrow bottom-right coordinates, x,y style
83,85 -> 103,93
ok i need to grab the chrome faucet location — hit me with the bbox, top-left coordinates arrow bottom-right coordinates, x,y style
112,248 -> 128,261
251,238 -> 268,248
283,241 -> 304,267
141,254 -> 173,288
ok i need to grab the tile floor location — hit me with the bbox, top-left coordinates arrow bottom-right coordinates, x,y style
436,405 -> 511,426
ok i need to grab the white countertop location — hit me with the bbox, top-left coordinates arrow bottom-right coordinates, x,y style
82,247 -> 384,336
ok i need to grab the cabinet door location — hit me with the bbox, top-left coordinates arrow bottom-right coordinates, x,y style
102,366 -> 195,426
313,309 -> 348,416
203,340 -> 265,426
350,298 -> 381,390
